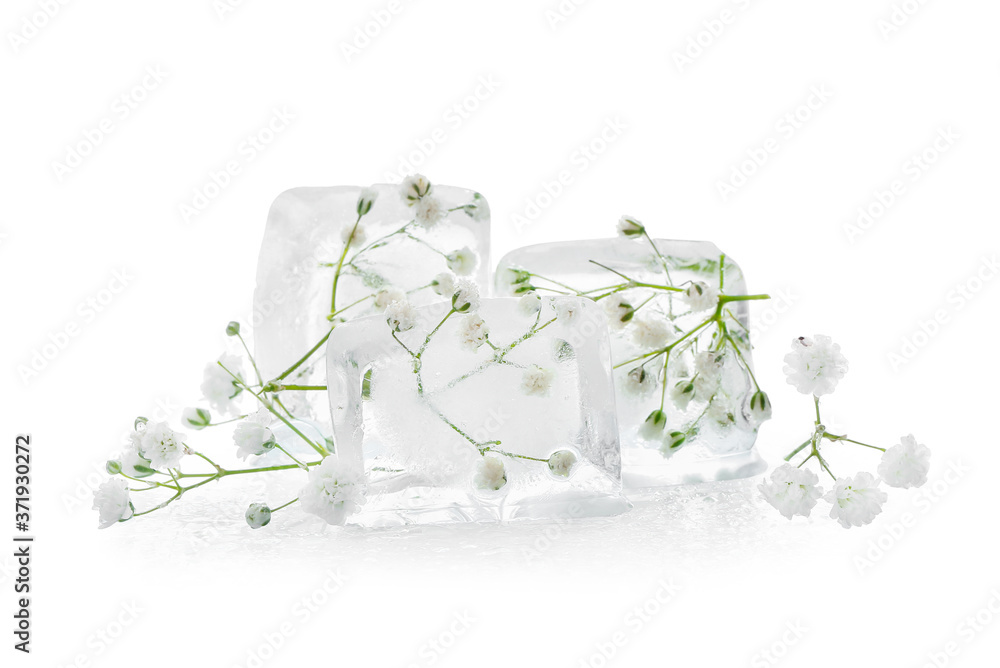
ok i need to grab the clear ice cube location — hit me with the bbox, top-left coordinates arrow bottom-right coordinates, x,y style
325,297 -> 629,526
495,238 -> 767,488
252,183 -> 491,432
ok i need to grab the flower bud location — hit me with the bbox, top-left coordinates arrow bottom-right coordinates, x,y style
401,174 -> 431,203
106,459 -> 123,475
667,431 -> 686,449
356,187 -> 377,216
639,409 -> 668,440
547,450 -> 578,478
182,407 -> 212,430
616,216 -> 645,237
134,416 -> 148,431
245,503 -> 272,529
748,390 -> 772,422
226,321 -> 241,337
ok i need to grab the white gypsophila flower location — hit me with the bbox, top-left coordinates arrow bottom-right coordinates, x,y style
659,430 -> 686,458
385,300 -> 418,332
747,390 -> 772,424
693,350 -> 723,400
783,335 -> 849,397
452,279 -> 480,313
341,221 -> 366,246
878,434 -> 931,489
602,297 -> 633,330
623,366 -> 658,398
233,407 -> 275,461
298,457 -> 366,526
639,409 -> 667,441
374,287 -> 406,311
521,365 -> 555,396
707,398 -> 735,426
119,438 -> 154,478
758,464 -> 823,520
182,407 -> 211,430
445,246 -> 477,276
431,272 -> 456,297
616,215 -> 645,237
401,174 -> 432,203
201,352 -> 243,414
414,195 -> 447,227
547,450 -> 577,478
518,292 -> 541,316
669,379 -> 696,411
554,300 -> 581,324
473,455 -> 507,491
631,314 -> 674,350
824,472 -> 888,529
93,479 -> 133,529
463,193 -> 490,222
357,187 -> 378,216
683,282 -> 719,312
138,421 -> 186,470
458,314 -> 489,351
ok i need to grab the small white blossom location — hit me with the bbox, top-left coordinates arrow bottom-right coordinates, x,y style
458,314 -> 489,351
616,215 -> 645,237
707,398 -> 736,426
414,195 -> 447,227
446,246 -> 477,276
182,407 -> 211,430
201,353 -> 243,414
473,455 -> 507,491
298,457 -> 366,526
245,503 -> 271,529
431,272 -> 456,297
693,350 -> 723,400
669,379 -> 696,411
93,479 -> 133,529
602,297 -> 633,330
747,390 -> 772,424
554,300 -> 581,323
401,174 -> 431,203
385,300 -> 418,332
356,187 -> 378,216
639,409 -> 667,441
683,282 -> 719,312
119,440 -> 153,478
341,221 -> 366,246
783,335 -> 849,397
452,280 -> 480,313
138,421 -> 186,470
623,366 -> 658,398
878,435 -> 931,489
518,292 -> 542,316
660,431 -> 686,458
824,472 -> 887,529
631,314 -> 674,349
548,450 -> 577,478
521,365 -> 555,396
233,408 -> 275,461
758,464 -> 823,520
374,287 -> 406,310
463,193 -> 490,222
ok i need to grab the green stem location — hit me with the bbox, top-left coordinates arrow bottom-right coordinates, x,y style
331,213 -> 362,314
783,439 -> 812,462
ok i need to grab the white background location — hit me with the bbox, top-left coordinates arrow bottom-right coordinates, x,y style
3,1 -> 999,666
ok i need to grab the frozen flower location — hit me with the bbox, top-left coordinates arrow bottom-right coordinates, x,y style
639,409 -> 667,441
548,450 -> 577,478
401,174 -> 432,203
707,398 -> 735,425
783,335 -> 849,397
374,286 -> 406,310
119,436 -> 154,478
233,408 -> 276,461
693,350 -> 723,400
446,246 -> 477,275
759,464 -> 823,520
462,193 -> 490,222
414,195 -> 447,227
473,455 -> 507,491
458,314 -> 489,351
616,215 -> 645,237
878,435 -> 931,489
245,503 -> 271,529
660,431 -> 687,458
201,353 -> 244,414
824,472 -> 887,529
385,300 -> 418,332
452,280 -> 480,313
356,187 -> 377,216
499,267 -> 532,293
554,300 -> 581,323
623,366 -> 658,398
602,297 -> 634,330
341,221 -> 366,246
670,380 -> 696,411
747,390 -> 772,423
138,421 -> 186,470
521,365 -> 555,396
631,314 -> 673,349
93,479 -> 133,529
298,457 -> 366,526
431,272 -> 456,297
683,281 -> 718,312
182,407 -> 211,430
518,292 -> 542,316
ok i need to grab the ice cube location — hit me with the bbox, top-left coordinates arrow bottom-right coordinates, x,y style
252,182 -> 491,432
496,238 -> 767,488
325,296 -> 629,525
